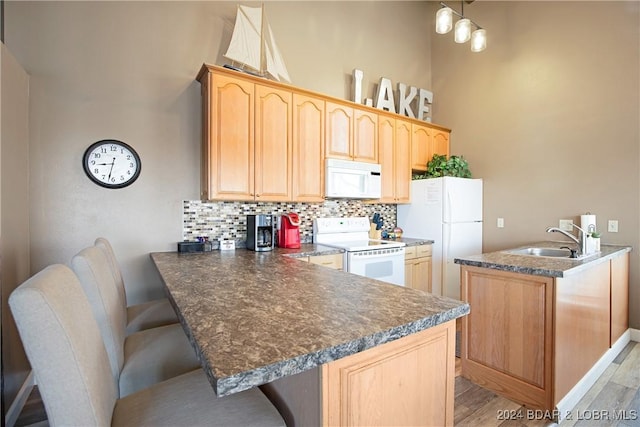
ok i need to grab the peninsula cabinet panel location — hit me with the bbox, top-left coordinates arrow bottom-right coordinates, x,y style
610,253 -> 630,346
378,116 -> 411,203
255,85 -> 292,201
460,266 -> 554,410
322,321 -> 455,427
292,94 -> 325,202
554,261 -> 610,402
206,73 -> 255,200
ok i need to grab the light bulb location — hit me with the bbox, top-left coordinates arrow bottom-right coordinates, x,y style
471,28 -> 487,52
436,7 -> 453,34
454,18 -> 471,43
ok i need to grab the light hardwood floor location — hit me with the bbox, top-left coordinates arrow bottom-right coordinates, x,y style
455,341 -> 640,427
15,341 -> 640,427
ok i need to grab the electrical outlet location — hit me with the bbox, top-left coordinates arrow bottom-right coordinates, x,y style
497,218 -> 504,228
608,220 -> 619,233
559,219 -> 574,232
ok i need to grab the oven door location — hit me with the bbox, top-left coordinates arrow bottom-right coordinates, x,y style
347,247 -> 405,286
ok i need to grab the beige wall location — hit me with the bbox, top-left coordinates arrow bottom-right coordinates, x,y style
4,1 -> 432,305
431,1 -> 640,328
1,42 -> 31,420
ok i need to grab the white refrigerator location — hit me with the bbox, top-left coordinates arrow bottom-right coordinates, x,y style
397,177 -> 483,300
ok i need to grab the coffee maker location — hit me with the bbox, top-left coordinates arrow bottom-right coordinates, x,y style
246,214 -> 275,252
277,212 -> 301,249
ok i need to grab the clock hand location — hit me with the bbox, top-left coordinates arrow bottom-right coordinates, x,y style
107,157 -> 116,180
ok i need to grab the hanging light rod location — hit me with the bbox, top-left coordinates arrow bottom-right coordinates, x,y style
435,1 -> 487,52
438,2 -> 482,30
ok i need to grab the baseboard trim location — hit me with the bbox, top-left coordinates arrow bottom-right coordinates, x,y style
555,329 -> 633,422
5,370 -> 35,427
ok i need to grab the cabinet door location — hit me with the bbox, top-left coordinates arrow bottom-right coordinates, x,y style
404,259 -> 415,288
255,84 -> 292,201
292,94 -> 325,202
325,101 -> 353,160
209,73 -> 254,200
308,253 -> 344,270
394,120 -> 412,203
412,257 -> 432,293
411,123 -> 431,171
353,110 -> 378,163
431,130 -> 450,158
378,116 -> 396,203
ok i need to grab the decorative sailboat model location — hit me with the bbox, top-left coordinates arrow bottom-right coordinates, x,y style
224,4 -> 291,83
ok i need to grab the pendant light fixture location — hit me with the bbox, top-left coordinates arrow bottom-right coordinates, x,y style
435,1 -> 486,52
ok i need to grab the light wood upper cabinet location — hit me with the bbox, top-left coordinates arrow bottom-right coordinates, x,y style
197,64 -> 451,202
411,123 -> 450,172
325,101 -> 353,160
255,85 -> 292,201
200,69 -> 293,202
353,110 -> 378,162
378,116 -> 411,203
325,101 -> 378,163
292,94 -> 325,202
204,72 -> 255,201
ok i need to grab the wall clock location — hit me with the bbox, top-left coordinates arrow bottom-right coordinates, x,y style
82,139 -> 141,189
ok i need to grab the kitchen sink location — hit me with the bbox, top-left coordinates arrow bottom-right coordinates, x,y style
505,247 -> 574,258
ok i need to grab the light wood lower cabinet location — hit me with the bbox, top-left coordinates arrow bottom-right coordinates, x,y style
404,244 -> 432,292
460,252 -> 629,411
305,253 -> 344,270
261,320 -> 456,427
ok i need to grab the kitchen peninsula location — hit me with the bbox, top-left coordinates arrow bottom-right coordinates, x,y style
151,244 -> 469,426
455,241 -> 631,420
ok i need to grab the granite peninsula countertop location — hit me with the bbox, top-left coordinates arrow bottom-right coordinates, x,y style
455,240 -> 632,278
151,247 -> 469,397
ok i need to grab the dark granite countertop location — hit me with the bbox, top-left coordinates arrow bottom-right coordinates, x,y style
455,241 -> 632,278
151,248 -> 469,397
277,243 -> 344,258
392,237 -> 435,246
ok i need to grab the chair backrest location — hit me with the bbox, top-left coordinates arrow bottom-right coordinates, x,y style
71,245 -> 127,381
9,264 -> 118,426
94,237 -> 127,306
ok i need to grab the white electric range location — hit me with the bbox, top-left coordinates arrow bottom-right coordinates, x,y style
313,217 -> 406,286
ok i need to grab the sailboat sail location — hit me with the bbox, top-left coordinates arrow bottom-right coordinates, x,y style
224,4 -> 291,83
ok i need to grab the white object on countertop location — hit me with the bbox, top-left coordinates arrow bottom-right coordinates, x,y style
219,240 -> 235,251
580,213 -> 597,234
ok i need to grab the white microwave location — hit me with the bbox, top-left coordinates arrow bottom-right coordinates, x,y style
325,158 -> 381,199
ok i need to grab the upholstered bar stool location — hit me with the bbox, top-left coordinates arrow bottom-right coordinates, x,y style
95,237 -> 178,335
71,246 -> 200,396
9,264 -> 285,427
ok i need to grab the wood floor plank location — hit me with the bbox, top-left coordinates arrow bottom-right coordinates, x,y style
613,342 -> 637,365
561,363 -> 619,427
573,382 -> 637,427
456,395 -> 521,427
611,343 -> 640,389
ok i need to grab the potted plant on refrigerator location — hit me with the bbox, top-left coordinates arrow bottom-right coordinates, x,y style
413,154 -> 472,179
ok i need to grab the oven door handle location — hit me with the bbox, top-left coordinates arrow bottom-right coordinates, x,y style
349,248 -> 405,259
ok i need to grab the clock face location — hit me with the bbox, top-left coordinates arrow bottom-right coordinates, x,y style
82,140 -> 141,189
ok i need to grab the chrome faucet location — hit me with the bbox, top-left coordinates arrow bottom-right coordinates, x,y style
546,224 -> 588,256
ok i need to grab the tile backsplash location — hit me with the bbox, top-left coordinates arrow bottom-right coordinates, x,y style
183,200 -> 397,246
